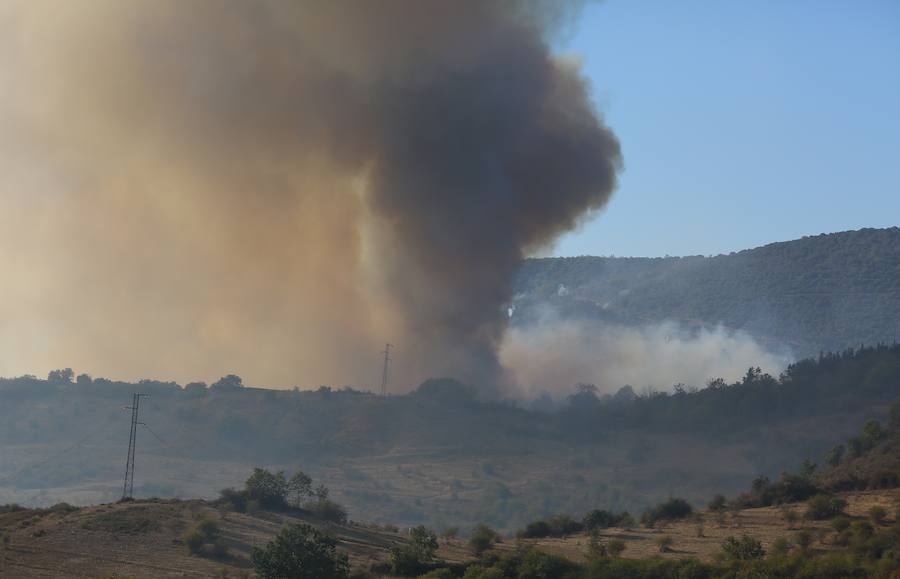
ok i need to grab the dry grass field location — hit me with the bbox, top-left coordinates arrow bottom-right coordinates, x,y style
503,489 -> 900,564
1,490 -> 897,577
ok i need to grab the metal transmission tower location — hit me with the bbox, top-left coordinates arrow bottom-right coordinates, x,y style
121,393 -> 148,500
380,343 -> 393,396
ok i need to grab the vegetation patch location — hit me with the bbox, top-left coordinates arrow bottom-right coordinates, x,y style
80,507 -> 161,534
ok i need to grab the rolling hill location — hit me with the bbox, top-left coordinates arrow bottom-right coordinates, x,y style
514,227 -> 900,358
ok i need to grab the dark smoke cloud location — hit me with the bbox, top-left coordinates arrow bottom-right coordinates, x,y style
0,1 -> 621,393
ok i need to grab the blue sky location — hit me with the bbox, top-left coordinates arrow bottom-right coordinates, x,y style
552,0 -> 900,257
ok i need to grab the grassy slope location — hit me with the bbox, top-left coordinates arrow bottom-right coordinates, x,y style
2,490 -> 897,578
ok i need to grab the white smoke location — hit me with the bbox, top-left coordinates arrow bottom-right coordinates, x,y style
500,310 -> 792,399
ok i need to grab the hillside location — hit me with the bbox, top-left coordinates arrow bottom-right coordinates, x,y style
0,498 -> 409,577
2,490 -> 898,577
514,227 -> 900,357
1,346 -> 898,533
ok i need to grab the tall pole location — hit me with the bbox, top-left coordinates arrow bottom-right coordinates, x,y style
122,393 -> 147,500
380,343 -> 393,396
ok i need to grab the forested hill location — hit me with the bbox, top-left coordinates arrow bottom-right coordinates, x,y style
514,227 -> 900,358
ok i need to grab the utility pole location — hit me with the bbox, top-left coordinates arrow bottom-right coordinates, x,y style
122,393 -> 148,500
380,343 -> 393,396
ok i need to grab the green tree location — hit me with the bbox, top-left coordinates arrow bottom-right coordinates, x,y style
288,470 -> 313,506
211,374 -> 244,390
245,468 -> 288,510
47,368 -> 74,384
889,397 -> 900,430
825,444 -> 845,467
390,525 -> 439,575
250,523 -> 348,579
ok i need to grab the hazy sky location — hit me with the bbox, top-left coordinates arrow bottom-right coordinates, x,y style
553,0 -> 900,258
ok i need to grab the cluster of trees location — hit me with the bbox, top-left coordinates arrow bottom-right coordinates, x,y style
639,497 -> 693,528
559,344 -> 900,438
218,467 -> 346,523
820,396 -> 900,490
516,509 -> 635,539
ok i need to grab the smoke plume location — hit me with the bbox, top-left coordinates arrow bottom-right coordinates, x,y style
501,314 -> 792,399
0,1 -> 621,391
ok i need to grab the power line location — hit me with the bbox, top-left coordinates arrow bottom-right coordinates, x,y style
380,342 -> 393,396
122,393 -> 148,500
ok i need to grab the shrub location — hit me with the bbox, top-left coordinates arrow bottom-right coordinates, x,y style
582,509 -> 633,530
419,570 -> 456,579
182,517 -> 222,557
251,523 -> 349,579
795,530 -> 813,550
832,516 -> 851,532
390,545 -> 427,576
850,520 -> 874,539
218,488 -> 248,512
805,494 -> 848,520
641,498 -> 693,527
708,495 -> 727,512
656,536 -> 674,553
780,506 -> 798,528
869,505 -> 888,525
517,515 -> 583,539
607,539 -> 626,557
305,499 -> 348,524
771,537 -> 791,556
517,520 -> 552,539
468,524 -> 499,556
720,534 -> 765,561
440,526 -> 459,539
517,548 -> 580,578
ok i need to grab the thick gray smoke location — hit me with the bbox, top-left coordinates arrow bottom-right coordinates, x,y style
0,1 -> 621,391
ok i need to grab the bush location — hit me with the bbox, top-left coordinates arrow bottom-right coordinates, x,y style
607,539 -> 626,557
517,520 -> 552,539
440,526 -> 459,539
418,570 -> 456,579
468,524 -> 500,556
582,509 -> 633,530
391,545 -> 428,576
720,534 -> 765,561
868,505 -> 888,525
641,498 -> 693,527
832,516 -> 851,532
517,548 -> 580,578
182,517 -> 222,557
656,535 -> 673,553
780,506 -> 799,528
805,494 -> 848,520
218,488 -> 248,512
517,515 -> 583,539
183,528 -> 206,554
771,537 -> 791,556
305,499 -> 348,524
708,495 -> 727,512
795,530 -> 813,550
251,523 -> 349,579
